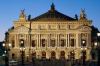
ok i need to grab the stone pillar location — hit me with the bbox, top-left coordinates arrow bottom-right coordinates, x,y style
68,34 -> 69,47
49,34 -> 51,47
79,33 -> 81,47
16,34 -> 19,47
29,34 -> 30,47
26,34 -> 28,47
88,33 -> 91,47
58,34 -> 60,47
39,34 -> 40,47
47,34 -> 49,47
56,34 -> 57,47
76,33 -> 78,47
37,34 -> 39,47
66,34 -> 67,47
15,34 -> 17,47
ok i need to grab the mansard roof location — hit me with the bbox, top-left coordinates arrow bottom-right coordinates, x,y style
31,3 -> 76,21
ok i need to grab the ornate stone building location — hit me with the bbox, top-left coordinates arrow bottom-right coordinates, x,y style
5,3 -> 92,61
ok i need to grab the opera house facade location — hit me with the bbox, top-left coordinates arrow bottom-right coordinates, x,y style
5,3 -> 92,61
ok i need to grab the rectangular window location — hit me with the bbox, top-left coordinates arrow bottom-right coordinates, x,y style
42,39 -> 45,47
12,40 -> 15,48
70,39 -> 74,47
32,40 -> 36,47
51,40 -> 55,47
61,39 -> 65,47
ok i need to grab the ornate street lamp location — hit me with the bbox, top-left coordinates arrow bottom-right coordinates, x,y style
19,40 -> 25,66
2,41 -> 11,66
19,47 -> 25,66
81,40 -> 87,66
95,33 -> 100,66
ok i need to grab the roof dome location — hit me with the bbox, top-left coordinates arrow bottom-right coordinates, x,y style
31,3 -> 76,21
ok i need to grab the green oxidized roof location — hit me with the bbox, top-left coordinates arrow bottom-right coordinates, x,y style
31,3 -> 76,21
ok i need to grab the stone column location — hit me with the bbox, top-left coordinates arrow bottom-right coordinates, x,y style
49,34 -> 50,47
47,34 -> 48,47
66,34 -> 67,47
76,33 -> 78,47
16,34 -> 19,47
56,34 -> 57,47
68,34 -> 69,47
58,34 -> 60,47
29,34 -> 30,47
15,34 -> 16,48
26,34 -> 28,47
79,33 -> 81,47
39,34 -> 40,47
37,34 -> 39,47
88,33 -> 91,47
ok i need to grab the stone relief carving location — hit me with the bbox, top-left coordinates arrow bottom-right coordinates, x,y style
14,26 -> 29,31
77,26 -> 91,31
60,34 -> 65,37
32,34 -> 37,38
70,33 -> 76,37
50,34 -> 55,37
19,34 -> 25,39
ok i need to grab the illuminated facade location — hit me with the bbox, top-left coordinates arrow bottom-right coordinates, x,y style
5,3 -> 92,61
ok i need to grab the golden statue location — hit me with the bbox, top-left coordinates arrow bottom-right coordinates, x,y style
80,9 -> 86,19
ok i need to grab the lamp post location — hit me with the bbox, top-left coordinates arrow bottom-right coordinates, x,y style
19,40 -> 25,66
2,41 -> 11,66
95,33 -> 100,66
20,47 -> 25,66
81,40 -> 87,66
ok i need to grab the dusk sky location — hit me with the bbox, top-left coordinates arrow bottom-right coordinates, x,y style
0,0 -> 100,41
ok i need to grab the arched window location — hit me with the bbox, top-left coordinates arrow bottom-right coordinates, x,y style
51,40 -> 55,47
32,40 -> 36,47
70,51 -> 74,59
70,39 -> 74,47
60,51 -> 65,59
42,51 -> 46,59
51,51 -> 56,59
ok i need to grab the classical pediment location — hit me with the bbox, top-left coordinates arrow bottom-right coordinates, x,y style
14,26 -> 29,31
77,25 -> 91,31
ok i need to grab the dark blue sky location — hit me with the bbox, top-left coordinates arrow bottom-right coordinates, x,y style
0,0 -> 100,41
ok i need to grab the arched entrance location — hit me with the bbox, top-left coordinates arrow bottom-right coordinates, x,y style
42,51 -> 46,59
51,51 -> 56,59
60,51 -> 65,59
70,51 -> 75,59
